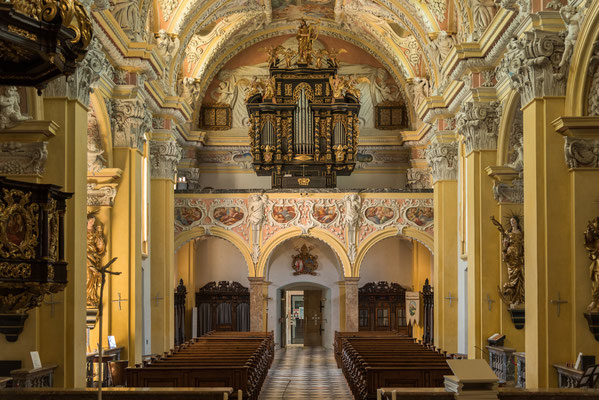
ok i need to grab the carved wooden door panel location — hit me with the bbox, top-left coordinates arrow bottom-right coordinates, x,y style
304,290 -> 322,346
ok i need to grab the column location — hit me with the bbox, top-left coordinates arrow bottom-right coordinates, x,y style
426,139 -> 459,353
249,277 -> 265,332
149,129 -> 182,354
456,101 -> 502,359
345,277 -> 360,332
504,29 -> 571,388
110,94 -> 149,366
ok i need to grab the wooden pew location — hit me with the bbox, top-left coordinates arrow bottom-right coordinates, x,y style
336,331 -> 452,400
126,332 -> 274,400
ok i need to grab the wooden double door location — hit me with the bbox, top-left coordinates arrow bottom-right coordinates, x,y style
281,289 -> 322,347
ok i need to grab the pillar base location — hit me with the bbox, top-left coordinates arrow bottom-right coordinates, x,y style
584,312 -> 599,342
508,306 -> 525,330
0,313 -> 29,342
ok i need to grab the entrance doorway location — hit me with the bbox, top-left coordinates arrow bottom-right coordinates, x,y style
282,289 -> 323,347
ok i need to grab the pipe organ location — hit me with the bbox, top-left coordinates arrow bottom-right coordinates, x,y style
246,24 -> 360,188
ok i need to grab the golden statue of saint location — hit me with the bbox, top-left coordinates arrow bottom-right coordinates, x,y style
87,214 -> 106,308
584,217 -> 599,312
296,18 -> 319,65
492,216 -> 525,306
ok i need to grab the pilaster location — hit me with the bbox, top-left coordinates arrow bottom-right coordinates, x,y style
456,101 -> 502,359
344,277 -> 360,332
426,140 -> 459,353
149,131 -> 181,354
249,277 -> 266,332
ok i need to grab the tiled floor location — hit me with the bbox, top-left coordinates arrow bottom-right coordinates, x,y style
259,346 -> 354,399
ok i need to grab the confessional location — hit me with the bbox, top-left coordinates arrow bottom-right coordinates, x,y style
195,281 -> 250,336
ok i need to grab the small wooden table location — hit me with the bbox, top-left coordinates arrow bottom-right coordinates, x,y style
553,363 -> 583,388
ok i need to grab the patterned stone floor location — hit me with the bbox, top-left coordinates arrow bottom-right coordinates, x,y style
259,346 -> 354,399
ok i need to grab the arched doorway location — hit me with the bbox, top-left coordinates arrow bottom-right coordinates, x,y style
265,236 -> 344,349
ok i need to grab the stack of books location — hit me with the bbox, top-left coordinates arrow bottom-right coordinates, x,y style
444,359 -> 499,399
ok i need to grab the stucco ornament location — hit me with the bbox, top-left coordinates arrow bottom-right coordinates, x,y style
0,142 -> 47,176
111,0 -> 144,42
429,31 -> 455,67
471,0 -> 497,40
160,0 -> 179,21
87,111 -> 106,173
156,30 -> 179,65
563,137 -> 599,169
344,193 -> 361,262
0,87 -> 31,130
111,98 -> 148,153
406,168 -> 431,189
411,77 -> 429,108
149,139 -> 182,180
426,0 -> 447,22
559,4 -> 583,69
177,168 -> 201,189
456,101 -> 501,154
87,184 -> 118,207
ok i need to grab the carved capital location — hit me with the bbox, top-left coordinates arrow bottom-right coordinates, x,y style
87,183 -> 118,206
501,30 -> 567,105
111,98 -> 149,152
425,141 -> 458,183
44,37 -> 113,105
0,141 -> 48,176
406,167 -> 432,189
564,137 -> 599,169
456,102 -> 501,154
150,139 -> 182,180
177,167 -> 200,189
493,178 -> 524,204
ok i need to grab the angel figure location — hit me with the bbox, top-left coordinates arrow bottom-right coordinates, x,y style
584,216 -> 599,311
329,74 -> 344,98
263,77 -> 276,101
327,47 -> 347,68
559,4 -> 582,68
283,48 -> 296,68
264,45 -> 283,67
412,77 -> 429,107
0,86 -> 31,130
491,215 -> 525,306
430,31 -> 455,66
312,49 -> 329,68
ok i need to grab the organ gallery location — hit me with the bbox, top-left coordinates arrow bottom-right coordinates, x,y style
0,0 -> 599,398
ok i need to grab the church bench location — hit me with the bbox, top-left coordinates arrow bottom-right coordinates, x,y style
340,337 -> 452,400
334,331 -> 413,367
0,387 -> 236,399
126,332 -> 273,400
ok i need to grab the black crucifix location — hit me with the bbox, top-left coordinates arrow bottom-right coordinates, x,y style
112,292 -> 128,311
550,292 -> 568,317
43,294 -> 62,318
486,294 -> 496,311
444,292 -> 457,307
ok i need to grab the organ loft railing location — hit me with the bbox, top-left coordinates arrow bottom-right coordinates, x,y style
246,19 -> 361,188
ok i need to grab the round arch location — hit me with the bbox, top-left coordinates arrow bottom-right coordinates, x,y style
565,0 -> 599,116
496,89 -> 521,166
354,226 -> 434,276
90,91 -> 114,167
256,227 -> 352,278
174,226 -> 255,276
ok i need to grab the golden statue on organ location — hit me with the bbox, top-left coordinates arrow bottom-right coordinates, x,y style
246,18 -> 361,188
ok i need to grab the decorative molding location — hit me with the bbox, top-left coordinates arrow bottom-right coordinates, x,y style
87,183 -> 118,206
425,141 -> 458,183
149,139 -> 182,180
456,101 -> 501,154
111,98 -> 149,152
493,178 -> 524,203
406,168 -> 432,189
0,142 -> 48,176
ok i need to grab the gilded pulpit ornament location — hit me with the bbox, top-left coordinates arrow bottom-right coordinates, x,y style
246,17 -> 361,188
491,215 -> 525,329
291,244 -> 318,276
583,217 -> 599,341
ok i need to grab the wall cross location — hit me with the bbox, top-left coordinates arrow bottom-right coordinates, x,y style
112,292 -> 128,311
486,294 -> 496,311
444,292 -> 457,307
43,294 -> 62,318
311,314 -> 321,326
550,292 -> 568,317
152,293 -> 164,307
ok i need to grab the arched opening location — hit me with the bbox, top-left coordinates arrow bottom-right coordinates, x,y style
265,236 -> 344,349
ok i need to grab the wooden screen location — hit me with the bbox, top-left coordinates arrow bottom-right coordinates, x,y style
358,281 -> 411,336
195,281 -> 250,335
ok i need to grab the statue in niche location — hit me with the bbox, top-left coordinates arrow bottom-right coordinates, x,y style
491,215 -> 525,307
584,216 -> 599,311
296,18 -> 319,64
87,212 -> 107,308
0,86 -> 31,130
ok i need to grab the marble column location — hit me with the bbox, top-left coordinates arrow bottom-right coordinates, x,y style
249,277 -> 265,332
345,277 -> 360,332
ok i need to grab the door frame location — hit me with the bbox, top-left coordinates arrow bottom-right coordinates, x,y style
285,290 -> 304,347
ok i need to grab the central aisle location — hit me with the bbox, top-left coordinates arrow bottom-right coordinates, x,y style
259,347 -> 353,399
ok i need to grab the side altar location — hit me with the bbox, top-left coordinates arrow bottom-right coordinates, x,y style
246,19 -> 361,188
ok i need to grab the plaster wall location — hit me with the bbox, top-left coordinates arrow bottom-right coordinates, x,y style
358,236 -> 414,288
193,237 -> 250,290
266,237 -> 343,349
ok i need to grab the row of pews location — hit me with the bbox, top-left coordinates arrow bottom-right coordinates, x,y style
335,331 -> 453,400
126,332 -> 274,400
